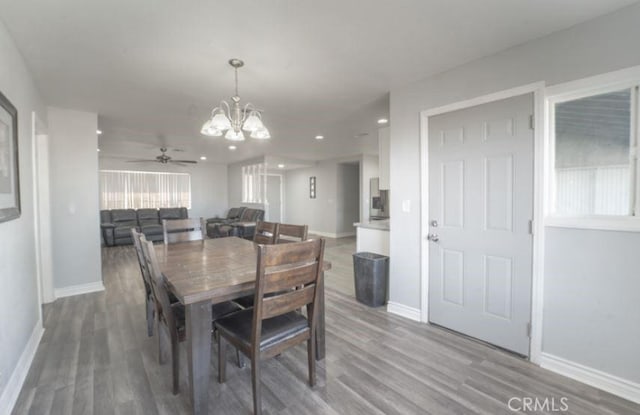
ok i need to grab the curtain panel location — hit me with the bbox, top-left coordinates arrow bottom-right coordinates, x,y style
100,170 -> 191,210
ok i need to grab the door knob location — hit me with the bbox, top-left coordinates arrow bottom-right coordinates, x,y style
427,233 -> 439,242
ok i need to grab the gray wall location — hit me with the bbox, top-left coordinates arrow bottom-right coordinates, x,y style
284,161 -> 338,235
337,163 -> 359,235
390,3 -> 640,382
544,228 -> 640,383
99,157 -> 228,220
0,20 -> 46,407
48,108 -> 102,290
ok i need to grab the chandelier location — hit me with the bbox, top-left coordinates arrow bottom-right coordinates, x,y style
201,58 -> 270,141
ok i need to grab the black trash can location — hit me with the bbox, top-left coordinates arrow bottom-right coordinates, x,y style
352,252 -> 389,307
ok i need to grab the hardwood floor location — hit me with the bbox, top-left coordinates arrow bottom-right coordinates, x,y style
13,236 -> 640,414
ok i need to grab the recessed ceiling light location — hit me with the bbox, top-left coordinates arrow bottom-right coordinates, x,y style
228,145 -> 237,150
200,156 -> 207,160
315,135 -> 324,140
377,118 -> 388,124
97,148 -> 100,152
277,164 -> 285,169
97,129 -> 102,135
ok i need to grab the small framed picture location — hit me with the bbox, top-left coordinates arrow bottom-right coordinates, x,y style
309,176 -> 316,199
0,90 -> 20,223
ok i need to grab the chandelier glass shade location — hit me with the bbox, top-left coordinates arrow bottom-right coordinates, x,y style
201,59 -> 270,141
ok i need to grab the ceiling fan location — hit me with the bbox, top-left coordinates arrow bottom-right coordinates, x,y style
127,147 -> 197,166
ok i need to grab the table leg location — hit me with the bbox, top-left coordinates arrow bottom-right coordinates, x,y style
315,270 -> 326,361
186,300 -> 212,415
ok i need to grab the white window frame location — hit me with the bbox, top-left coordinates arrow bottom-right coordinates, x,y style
241,163 -> 267,204
545,67 -> 640,232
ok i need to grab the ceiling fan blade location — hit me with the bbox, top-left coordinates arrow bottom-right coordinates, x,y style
170,160 -> 198,164
126,159 -> 158,163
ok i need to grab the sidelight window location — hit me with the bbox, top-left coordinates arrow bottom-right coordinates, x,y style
551,86 -> 639,219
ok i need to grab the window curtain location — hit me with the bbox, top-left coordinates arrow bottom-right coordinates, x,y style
100,170 -> 191,209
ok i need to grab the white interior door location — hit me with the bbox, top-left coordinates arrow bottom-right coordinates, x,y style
266,175 -> 282,222
428,94 -> 534,356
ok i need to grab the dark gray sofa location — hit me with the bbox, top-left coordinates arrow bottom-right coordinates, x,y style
207,207 -> 264,239
100,207 -> 188,246
205,207 -> 246,238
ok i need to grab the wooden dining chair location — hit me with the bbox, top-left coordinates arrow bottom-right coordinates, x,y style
233,221 -> 281,309
131,228 -> 156,337
276,223 -> 308,243
139,235 -> 243,394
215,238 -> 326,415
162,217 -> 206,244
253,221 -> 279,244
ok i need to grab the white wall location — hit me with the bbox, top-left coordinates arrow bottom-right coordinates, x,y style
390,2 -> 640,389
359,154 -> 378,222
0,20 -> 46,412
48,108 -> 102,292
99,157 -> 228,220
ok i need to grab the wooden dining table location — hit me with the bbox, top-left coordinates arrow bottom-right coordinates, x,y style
155,236 -> 331,415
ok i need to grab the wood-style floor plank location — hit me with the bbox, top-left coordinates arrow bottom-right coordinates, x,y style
11,236 -> 640,414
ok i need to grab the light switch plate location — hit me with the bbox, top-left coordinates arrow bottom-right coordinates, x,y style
402,199 -> 411,213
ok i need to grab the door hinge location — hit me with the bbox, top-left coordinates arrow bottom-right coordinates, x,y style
529,114 -> 535,130
528,220 -> 534,235
526,323 -> 532,338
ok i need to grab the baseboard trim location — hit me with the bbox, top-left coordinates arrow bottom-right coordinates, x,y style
309,230 -> 356,239
386,301 -> 422,322
0,321 -> 44,414
540,353 -> 640,404
54,281 -> 105,299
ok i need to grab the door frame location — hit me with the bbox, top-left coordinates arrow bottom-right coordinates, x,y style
31,112 -> 55,312
419,82 -> 546,362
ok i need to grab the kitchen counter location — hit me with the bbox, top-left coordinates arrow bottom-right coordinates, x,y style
353,219 -> 390,231
354,219 -> 390,256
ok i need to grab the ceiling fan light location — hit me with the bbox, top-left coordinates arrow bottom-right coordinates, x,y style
225,129 -> 245,141
242,111 -> 263,132
251,127 -> 271,140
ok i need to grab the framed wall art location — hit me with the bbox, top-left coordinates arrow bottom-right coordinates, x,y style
0,91 -> 20,223
309,176 -> 316,199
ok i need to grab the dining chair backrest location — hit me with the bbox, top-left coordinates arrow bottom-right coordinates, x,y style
140,235 -> 178,334
253,238 -> 325,335
276,223 -> 308,243
253,221 -> 279,245
131,228 -> 153,290
163,218 -> 206,244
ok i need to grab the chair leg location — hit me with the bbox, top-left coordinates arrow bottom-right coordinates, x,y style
236,349 -> 245,368
158,325 -> 168,365
146,296 -> 154,337
218,335 -> 227,383
307,336 -> 316,387
171,333 -> 180,395
251,357 -> 262,415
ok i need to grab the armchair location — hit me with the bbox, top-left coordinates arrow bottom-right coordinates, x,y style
205,207 -> 246,237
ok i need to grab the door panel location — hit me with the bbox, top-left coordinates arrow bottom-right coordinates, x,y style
428,93 -> 533,356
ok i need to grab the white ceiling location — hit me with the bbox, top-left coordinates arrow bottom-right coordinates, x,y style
0,0 -> 636,164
